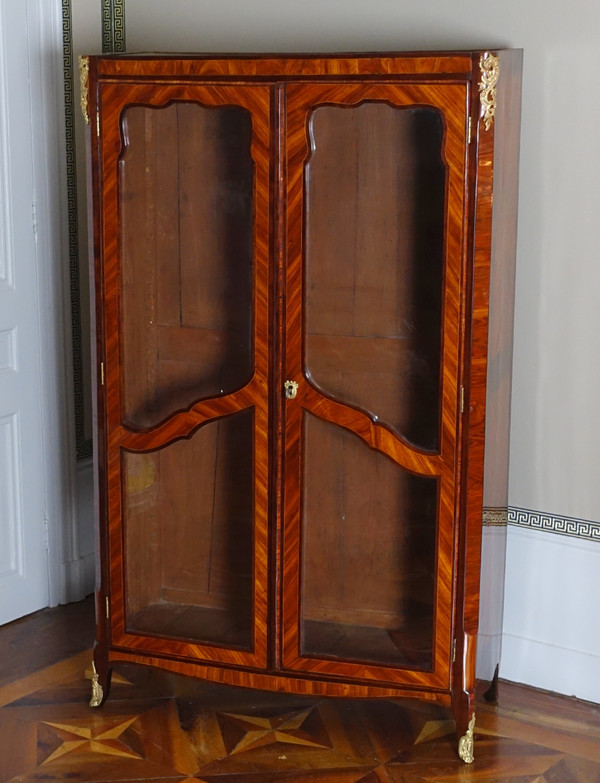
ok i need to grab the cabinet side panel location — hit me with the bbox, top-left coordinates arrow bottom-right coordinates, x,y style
455,58 -> 496,726
482,49 -> 522,509
465,51 -> 522,642
478,49 -> 523,680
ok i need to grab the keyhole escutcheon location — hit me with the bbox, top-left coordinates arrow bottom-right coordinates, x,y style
284,380 -> 299,399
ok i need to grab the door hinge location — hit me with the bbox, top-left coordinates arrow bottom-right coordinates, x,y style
452,638 -> 457,663
468,116 -> 472,144
460,386 -> 465,414
106,596 -> 110,619
100,362 -> 105,386
96,109 -> 100,137
43,518 -> 50,552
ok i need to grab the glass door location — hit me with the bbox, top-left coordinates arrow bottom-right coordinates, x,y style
98,83 -> 271,668
281,82 -> 470,687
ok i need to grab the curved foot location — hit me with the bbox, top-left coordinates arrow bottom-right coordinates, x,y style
90,661 -> 104,707
458,713 -> 475,763
88,657 -> 112,707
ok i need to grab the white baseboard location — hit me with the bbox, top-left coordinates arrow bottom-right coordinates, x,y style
501,632 -> 600,704
58,457 -> 95,604
502,525 -> 600,704
59,552 -> 95,604
477,632 -> 502,682
477,524 -> 508,682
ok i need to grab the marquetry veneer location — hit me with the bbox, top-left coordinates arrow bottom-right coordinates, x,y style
81,49 -> 522,763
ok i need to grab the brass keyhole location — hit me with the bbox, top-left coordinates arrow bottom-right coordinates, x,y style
284,380 -> 299,399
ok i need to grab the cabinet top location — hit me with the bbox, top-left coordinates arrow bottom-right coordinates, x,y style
85,50 -> 520,81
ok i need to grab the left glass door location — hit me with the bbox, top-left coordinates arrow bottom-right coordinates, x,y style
98,83 -> 271,668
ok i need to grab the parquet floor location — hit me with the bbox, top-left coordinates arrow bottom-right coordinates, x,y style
1,600 -> 600,782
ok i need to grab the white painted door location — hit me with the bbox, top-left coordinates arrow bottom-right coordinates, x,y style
0,0 -> 50,623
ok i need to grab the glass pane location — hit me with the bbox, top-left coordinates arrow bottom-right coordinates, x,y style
123,409 -> 254,649
305,104 -> 445,451
301,413 -> 437,669
120,103 -> 254,429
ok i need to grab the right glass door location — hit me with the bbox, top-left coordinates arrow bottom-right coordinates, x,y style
282,82 -> 470,688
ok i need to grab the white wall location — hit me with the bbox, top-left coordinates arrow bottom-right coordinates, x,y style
71,0 -> 600,700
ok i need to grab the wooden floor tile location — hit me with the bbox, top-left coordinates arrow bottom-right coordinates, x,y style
1,602 -> 600,782
0,597 -> 94,688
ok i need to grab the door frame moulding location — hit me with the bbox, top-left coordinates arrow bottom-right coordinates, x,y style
20,0 -> 79,606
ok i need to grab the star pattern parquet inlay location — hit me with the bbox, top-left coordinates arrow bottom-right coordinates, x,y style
39,716 -> 142,763
1,651 -> 600,782
217,706 -> 333,755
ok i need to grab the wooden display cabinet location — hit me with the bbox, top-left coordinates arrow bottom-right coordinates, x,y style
80,49 -> 522,763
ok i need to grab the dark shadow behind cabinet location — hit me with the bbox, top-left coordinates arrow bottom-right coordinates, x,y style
81,50 -> 522,763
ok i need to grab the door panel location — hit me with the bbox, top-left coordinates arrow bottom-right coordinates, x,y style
302,412 -> 438,670
99,83 -> 271,668
119,102 -> 255,429
0,0 -> 50,623
123,411 -> 255,650
304,102 -> 446,451
282,82 -> 469,687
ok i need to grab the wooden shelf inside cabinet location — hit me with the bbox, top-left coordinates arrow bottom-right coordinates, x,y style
82,49 -> 522,764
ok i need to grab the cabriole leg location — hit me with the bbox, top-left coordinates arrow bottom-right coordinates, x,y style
89,651 -> 112,708
453,631 -> 477,762
457,713 -> 475,763
89,661 -> 103,707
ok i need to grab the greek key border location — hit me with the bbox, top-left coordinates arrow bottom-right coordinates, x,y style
62,0 -> 91,460
102,0 -> 126,54
508,507 -> 600,544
